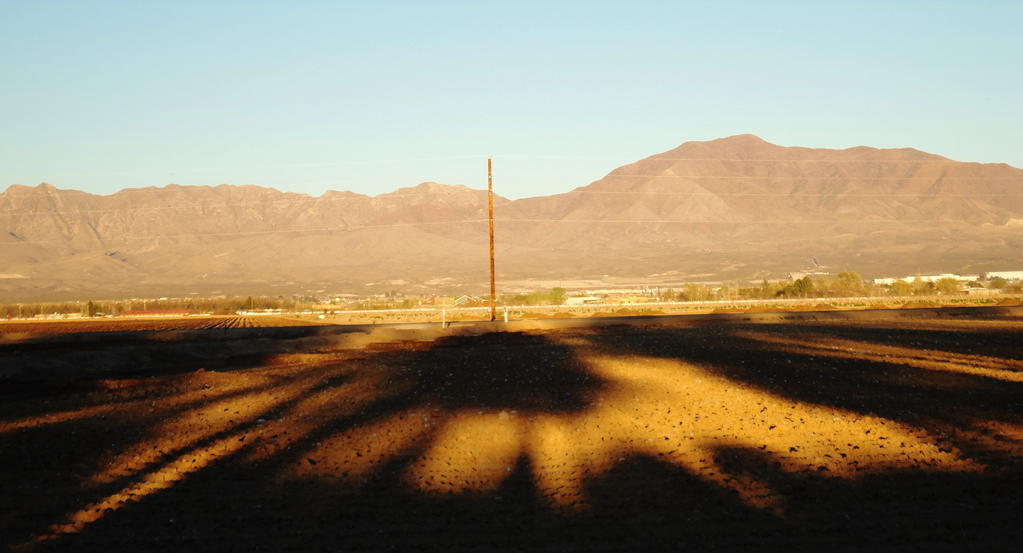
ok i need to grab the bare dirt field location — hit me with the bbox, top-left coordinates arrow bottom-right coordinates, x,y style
0,316 -> 325,336
2,307 -> 1022,552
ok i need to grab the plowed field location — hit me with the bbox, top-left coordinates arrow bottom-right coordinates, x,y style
2,307 -> 1022,552
0,315 -> 322,336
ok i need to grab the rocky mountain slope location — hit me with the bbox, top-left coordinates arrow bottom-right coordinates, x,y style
3,135 -> 1022,300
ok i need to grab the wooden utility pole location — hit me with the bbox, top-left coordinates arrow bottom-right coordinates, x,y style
488,157 -> 496,321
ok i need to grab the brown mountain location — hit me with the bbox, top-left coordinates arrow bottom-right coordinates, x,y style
496,134 -> 1023,279
3,135 -> 1022,300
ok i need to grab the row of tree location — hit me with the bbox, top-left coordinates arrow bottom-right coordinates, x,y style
3,273 -> 1020,318
657,271 -> 1021,302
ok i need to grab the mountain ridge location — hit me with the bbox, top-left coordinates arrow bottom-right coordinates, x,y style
3,135 -> 1022,301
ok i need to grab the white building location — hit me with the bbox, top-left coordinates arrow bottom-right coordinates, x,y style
565,296 -> 600,306
986,271 -> 1023,281
873,274 -> 979,285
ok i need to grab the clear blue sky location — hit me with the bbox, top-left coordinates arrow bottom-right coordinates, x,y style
2,1 -> 1020,199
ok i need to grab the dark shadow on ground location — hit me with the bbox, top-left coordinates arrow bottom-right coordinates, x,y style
0,324 -> 374,400
19,450 -> 1023,553
222,332 -> 610,485
3,320 -> 1023,552
396,332 -> 604,412
766,322 -> 1023,360
1,330 -> 609,551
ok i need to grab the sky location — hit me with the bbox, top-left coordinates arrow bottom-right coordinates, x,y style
1,1 -> 1021,200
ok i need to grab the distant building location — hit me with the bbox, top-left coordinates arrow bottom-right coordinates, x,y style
873,274 -> 979,285
987,271 -> 1023,281
453,295 -> 484,306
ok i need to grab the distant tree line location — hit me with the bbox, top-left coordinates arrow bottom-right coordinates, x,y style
656,271 -> 1021,302
2,274 -> 1020,319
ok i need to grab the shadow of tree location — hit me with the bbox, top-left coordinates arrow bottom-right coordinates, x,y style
395,332 -> 606,412
1,329 -> 611,550
704,444 -> 1023,552
3,318 -> 1023,552
232,331 -> 610,486
781,322 -> 1023,361
0,324 -> 370,399
30,449 -> 1023,552
583,321 -> 1023,429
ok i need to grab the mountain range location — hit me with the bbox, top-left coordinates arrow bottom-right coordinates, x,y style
3,134 -> 1022,301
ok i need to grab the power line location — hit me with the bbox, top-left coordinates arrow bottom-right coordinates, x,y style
488,158 -> 496,322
